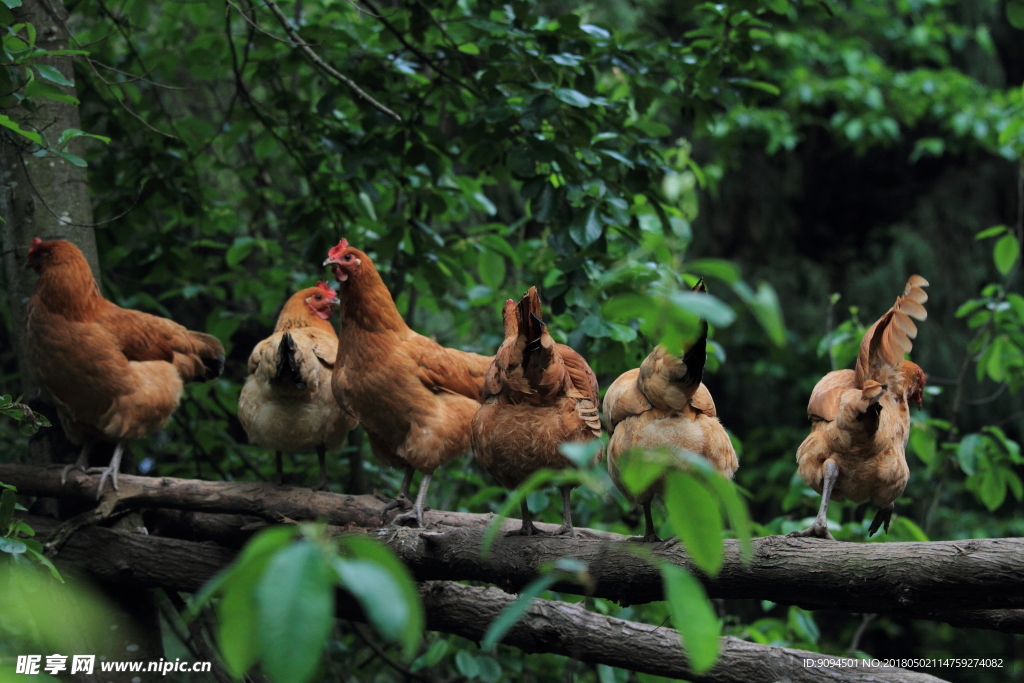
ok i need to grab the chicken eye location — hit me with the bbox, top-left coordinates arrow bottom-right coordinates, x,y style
315,295 -> 322,300
343,254 -> 353,261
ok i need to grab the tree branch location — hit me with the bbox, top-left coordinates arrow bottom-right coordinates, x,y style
21,514 -> 947,683
4,464 -> 1023,632
259,0 -> 402,121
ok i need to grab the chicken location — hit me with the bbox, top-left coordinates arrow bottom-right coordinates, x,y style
323,239 -> 492,527
793,275 -> 929,540
603,280 -> 738,542
471,287 -> 603,537
24,239 -> 225,498
238,282 -> 357,490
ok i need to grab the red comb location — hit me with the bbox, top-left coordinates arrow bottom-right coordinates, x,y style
316,280 -> 337,297
327,238 -> 350,259
28,237 -> 42,256
506,299 -> 515,305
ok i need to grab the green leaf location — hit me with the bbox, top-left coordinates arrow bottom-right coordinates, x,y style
455,650 -> 481,680
478,248 -> 506,290
24,79 -> 79,105
702,472 -> 752,561
481,573 -> 559,651
0,537 -> 27,554
664,471 -> 724,576
569,205 -> 602,247
909,426 -> 937,466
340,535 -> 423,658
56,128 -> 111,146
52,149 -> 86,167
957,434 -> 984,476
993,234 -> 1019,276
226,237 -> 256,268
976,225 -> 1007,240
734,281 -> 786,346
1,0 -> 22,9
0,114 -> 42,145
1008,0 -> 1024,29
554,88 -> 591,108
789,606 -> 820,643
979,468 -> 1006,511
669,291 -> 736,327
256,541 -> 336,683
458,42 -> 481,55
660,563 -> 720,673
335,558 -> 416,649
618,449 -> 668,497
686,259 -> 741,285
32,64 -> 73,87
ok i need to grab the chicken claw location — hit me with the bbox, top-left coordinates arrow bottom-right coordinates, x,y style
868,503 -> 894,536
61,443 -> 92,486
391,473 -> 431,528
509,499 -> 546,536
379,467 -> 416,522
552,486 -> 576,538
88,442 -> 125,500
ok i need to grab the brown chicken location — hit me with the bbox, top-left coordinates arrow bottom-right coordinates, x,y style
793,275 -> 929,540
24,239 -> 225,497
238,282 -> 357,490
603,280 -> 738,542
323,239 -> 491,527
471,287 -> 603,537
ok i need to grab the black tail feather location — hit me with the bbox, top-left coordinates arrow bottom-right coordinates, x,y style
275,331 -> 306,389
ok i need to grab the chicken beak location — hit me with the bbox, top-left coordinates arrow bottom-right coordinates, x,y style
327,295 -> 341,305
323,257 -> 338,267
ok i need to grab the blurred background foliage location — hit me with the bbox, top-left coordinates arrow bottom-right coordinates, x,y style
1,0 -> 1024,679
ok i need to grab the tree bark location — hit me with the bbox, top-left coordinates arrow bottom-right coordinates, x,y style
5,464 -> 1024,633
1,0 -> 100,406
21,514 -> 948,683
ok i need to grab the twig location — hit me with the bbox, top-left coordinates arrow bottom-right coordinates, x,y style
966,383 -> 1008,405
88,58 -> 186,89
352,622 -> 425,681
260,0 -> 402,121
225,0 -> 305,45
847,613 -> 876,654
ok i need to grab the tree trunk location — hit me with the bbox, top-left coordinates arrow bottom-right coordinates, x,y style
0,3 -> 163,676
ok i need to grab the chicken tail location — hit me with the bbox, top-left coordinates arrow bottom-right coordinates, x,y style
275,331 -> 307,389
186,331 -> 226,382
855,275 -> 929,387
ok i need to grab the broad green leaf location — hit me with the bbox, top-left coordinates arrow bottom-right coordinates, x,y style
789,606 -> 820,643
0,114 -> 42,145
664,471 -> 724,576
994,234 -> 1019,276
340,535 -> 423,658
256,541 -> 336,683
909,426 -> 937,466
554,88 -> 591,108
734,281 -> 786,346
660,563 -> 720,673
1008,0 -> 1024,29
569,205 -> 602,247
687,259 -> 741,285
617,449 -> 668,498
24,79 -> 78,104
0,537 -> 26,554
481,573 -> 559,651
479,248 -> 506,290
56,128 -> 111,146
477,657 -> 502,683
702,472 -> 753,561
458,42 -> 480,54
411,639 -> 448,671
957,434 -> 984,476
669,290 -> 736,327
979,468 -> 1006,511
33,64 -> 73,87
455,650 -> 481,680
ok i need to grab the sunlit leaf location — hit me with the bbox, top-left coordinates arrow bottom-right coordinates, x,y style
660,563 -> 720,673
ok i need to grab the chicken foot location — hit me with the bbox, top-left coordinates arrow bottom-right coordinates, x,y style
868,502 -> 894,536
61,441 -> 92,485
379,467 -> 415,522
87,441 -> 125,500
510,498 -> 544,536
274,451 -> 285,486
789,457 -> 838,541
313,445 -> 330,492
392,472 -> 431,528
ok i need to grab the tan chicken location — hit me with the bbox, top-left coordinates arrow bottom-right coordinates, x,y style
603,280 -> 738,542
471,287 -> 603,537
323,239 -> 492,527
24,239 -> 225,498
238,282 -> 357,490
793,275 -> 929,540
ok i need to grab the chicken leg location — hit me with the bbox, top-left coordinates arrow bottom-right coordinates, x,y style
392,473 -> 431,528
789,457 -> 838,540
641,501 -> 662,543
379,466 -> 415,522
274,451 -> 285,486
554,485 -> 576,538
313,445 -> 330,492
88,441 -> 125,500
511,498 -> 544,536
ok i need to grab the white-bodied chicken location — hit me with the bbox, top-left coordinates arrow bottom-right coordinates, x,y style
238,282 -> 357,490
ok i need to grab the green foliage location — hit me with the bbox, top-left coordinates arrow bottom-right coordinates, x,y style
193,524 -> 422,683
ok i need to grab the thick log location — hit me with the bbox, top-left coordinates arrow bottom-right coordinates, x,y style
22,515 -> 947,683
5,464 -> 1023,630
